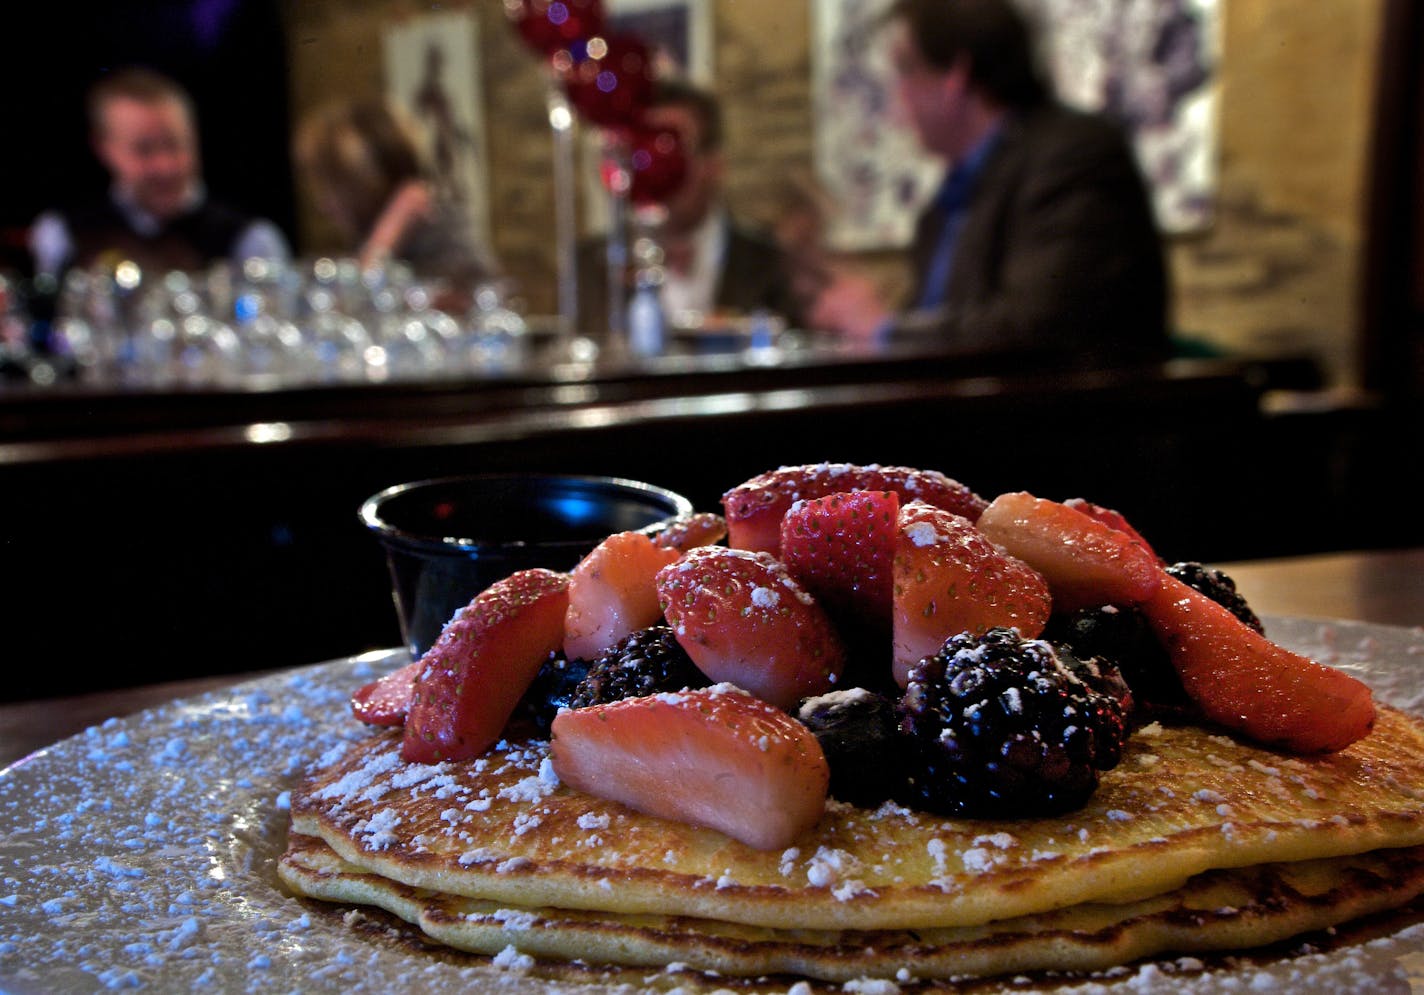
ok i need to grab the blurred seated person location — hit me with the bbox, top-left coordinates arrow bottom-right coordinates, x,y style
29,67 -> 289,278
808,0 -> 1169,365
293,98 -> 498,303
578,79 -> 801,336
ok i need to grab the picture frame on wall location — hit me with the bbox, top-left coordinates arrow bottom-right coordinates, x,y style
381,10 -> 493,250
606,0 -> 715,84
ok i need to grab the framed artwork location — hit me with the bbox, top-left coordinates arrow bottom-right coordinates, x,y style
382,10 -> 493,249
606,0 -> 715,84
810,0 -> 1221,249
1020,0 -> 1221,234
811,0 -> 944,252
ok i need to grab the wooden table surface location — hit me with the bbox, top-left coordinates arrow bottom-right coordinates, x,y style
2,547 -> 1420,770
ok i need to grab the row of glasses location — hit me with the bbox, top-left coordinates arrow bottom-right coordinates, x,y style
48,256 -> 532,390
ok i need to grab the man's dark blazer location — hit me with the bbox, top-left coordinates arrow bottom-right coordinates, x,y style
577,218 -> 801,337
901,102 -> 1170,364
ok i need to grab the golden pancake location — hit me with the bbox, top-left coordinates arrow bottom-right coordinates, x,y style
278,832 -> 1424,985
286,705 -> 1424,933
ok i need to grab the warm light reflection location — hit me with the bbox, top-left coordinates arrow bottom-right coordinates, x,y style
114,261 -> 141,290
551,384 -> 598,405
244,422 -> 293,444
568,407 -> 619,429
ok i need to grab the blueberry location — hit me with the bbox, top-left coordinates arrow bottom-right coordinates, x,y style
797,688 -> 908,807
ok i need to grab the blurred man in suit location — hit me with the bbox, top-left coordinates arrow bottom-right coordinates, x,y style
29,67 -> 288,277
579,79 -> 800,336
809,0 -> 1169,364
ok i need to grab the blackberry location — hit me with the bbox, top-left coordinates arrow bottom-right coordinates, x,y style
1044,606 -> 1195,720
1166,562 -> 1264,633
514,654 -> 593,736
1056,648 -> 1133,769
568,626 -> 708,709
896,628 -> 1120,818
796,688 -> 908,807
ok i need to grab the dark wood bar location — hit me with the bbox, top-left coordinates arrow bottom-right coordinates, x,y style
2,340 -> 1415,702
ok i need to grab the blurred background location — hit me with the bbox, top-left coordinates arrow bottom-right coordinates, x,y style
0,0 -> 1419,700
1,0 -> 1414,391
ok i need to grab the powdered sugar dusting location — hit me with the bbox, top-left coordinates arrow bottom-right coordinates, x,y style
904,520 -> 942,548
0,650 -> 595,993
3,618 -> 1424,992
750,585 -> 780,609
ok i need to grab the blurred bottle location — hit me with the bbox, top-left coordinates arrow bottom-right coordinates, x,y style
233,289 -> 308,385
134,271 -> 242,387
0,273 -> 44,384
626,234 -> 665,358
48,266 -> 133,384
465,281 -> 529,372
367,285 -> 445,381
297,260 -> 373,382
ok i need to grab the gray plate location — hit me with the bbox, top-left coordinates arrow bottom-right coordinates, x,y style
2,617 -> 1423,994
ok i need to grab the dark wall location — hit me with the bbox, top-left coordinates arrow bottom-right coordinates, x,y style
0,0 -> 296,273
1360,0 -> 1424,403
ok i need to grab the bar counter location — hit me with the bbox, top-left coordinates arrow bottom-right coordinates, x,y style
1,337 -> 1416,702
1,547 -> 1419,770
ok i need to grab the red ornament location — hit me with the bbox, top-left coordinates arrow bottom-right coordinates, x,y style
507,0 -> 605,57
561,34 -> 655,129
626,122 -> 687,205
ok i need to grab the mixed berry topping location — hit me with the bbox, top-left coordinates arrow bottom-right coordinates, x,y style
350,464 -> 1376,838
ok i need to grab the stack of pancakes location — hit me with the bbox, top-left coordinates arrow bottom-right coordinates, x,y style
280,705 -> 1424,986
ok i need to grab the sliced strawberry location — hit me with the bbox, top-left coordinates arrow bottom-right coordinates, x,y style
722,463 -> 987,556
655,546 -> 845,709
1141,573 -> 1375,753
976,492 -> 1161,612
351,659 -> 423,727
402,568 -> 570,764
1063,497 -> 1161,563
649,512 -> 728,551
550,686 -> 829,850
564,531 -> 681,661
779,490 -> 899,626
891,502 -> 1052,686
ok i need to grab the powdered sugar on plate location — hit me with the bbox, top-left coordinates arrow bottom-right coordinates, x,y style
2,619 -> 1424,993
